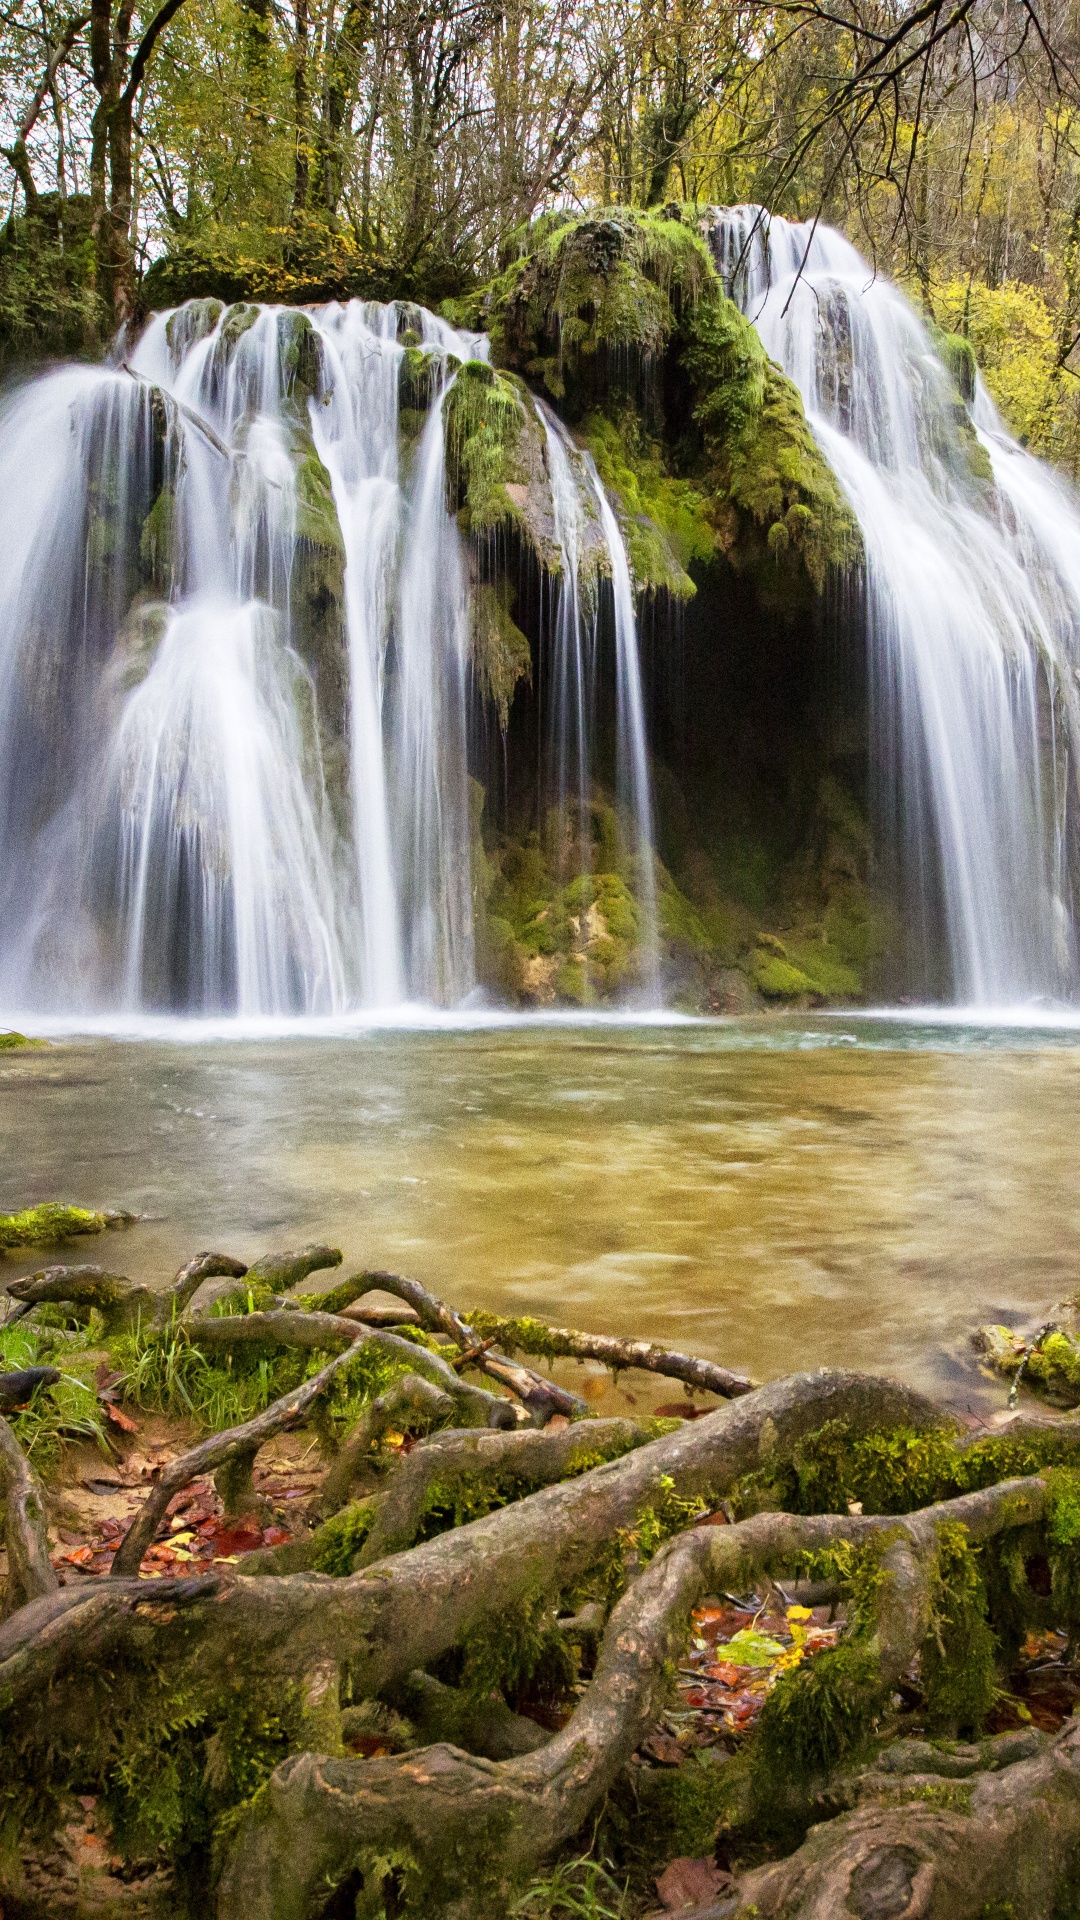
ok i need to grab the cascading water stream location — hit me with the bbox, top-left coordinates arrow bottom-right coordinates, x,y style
0,295 -> 660,1015
711,207 -> 1080,1004
537,407 -> 660,998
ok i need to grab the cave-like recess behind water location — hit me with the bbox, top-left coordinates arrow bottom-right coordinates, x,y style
3,220 -> 1080,1012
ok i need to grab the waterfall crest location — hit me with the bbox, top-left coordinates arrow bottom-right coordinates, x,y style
711,207 -> 1080,1004
0,298 -> 659,1015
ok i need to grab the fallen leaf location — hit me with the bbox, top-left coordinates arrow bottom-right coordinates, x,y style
61,1545 -> 94,1565
655,1856 -> 733,1910
712,1629 -> 785,1668
212,1528 -> 263,1557
642,1732 -> 685,1766
104,1403 -> 138,1434
261,1526 -> 290,1546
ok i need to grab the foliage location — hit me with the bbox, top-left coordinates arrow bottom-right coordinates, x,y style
0,1319 -> 107,1469
511,1856 -> 631,1919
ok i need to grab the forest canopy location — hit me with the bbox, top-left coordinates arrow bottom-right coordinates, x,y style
3,0 -> 1080,465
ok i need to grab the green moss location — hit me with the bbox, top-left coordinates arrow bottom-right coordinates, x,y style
218,302 -> 259,351
310,1500 -> 377,1575
139,486 -> 175,589
752,1641 -> 881,1810
0,1031 -> 46,1051
0,1203 -> 109,1251
631,1749 -> 732,1867
1025,1329 -> 1080,1404
471,578 -> 532,727
750,947 -> 816,1000
444,360 -> 529,534
683,294 -> 861,599
583,410 -> 713,597
498,208 -> 715,383
734,1415 -> 1080,1521
921,1523 -> 998,1735
931,325 -> 978,404
165,297 -> 223,360
293,439 -> 345,555
276,308 -> 325,403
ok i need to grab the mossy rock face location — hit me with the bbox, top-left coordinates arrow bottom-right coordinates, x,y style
469,578 -> 532,729
751,945 -> 818,1001
479,206 -> 859,606
164,297 -> 223,364
288,429 -> 349,817
933,325 -> 978,404
493,205 -> 715,401
399,344 -> 441,417
583,411 -> 711,598
219,302 -> 260,352
684,294 -> 862,604
277,309 -> 328,409
975,1322 -> 1080,1407
444,361 -> 527,534
139,487 -> 175,593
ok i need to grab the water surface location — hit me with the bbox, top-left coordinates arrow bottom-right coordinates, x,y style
4,1012 -> 1080,1410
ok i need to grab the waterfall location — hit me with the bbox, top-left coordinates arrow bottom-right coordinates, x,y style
0,296 -> 659,1016
711,207 -> 1080,1005
536,407 -> 660,998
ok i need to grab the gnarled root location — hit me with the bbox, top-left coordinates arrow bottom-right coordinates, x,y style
0,1414 -> 56,1612
215,1479 -> 1048,1919
347,1269 -> 590,1421
0,1370 -> 942,1721
732,1713 -> 1080,1919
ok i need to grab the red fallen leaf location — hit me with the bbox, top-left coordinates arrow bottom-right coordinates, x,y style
61,1545 -> 94,1565
212,1528 -> 263,1557
704,1663 -> 744,1686
261,1526 -> 290,1546
653,1402 -> 705,1421
347,1735 -> 392,1757
693,1509 -> 729,1528
104,1402 -> 138,1434
655,1857 -> 733,1910
681,1689 -> 709,1709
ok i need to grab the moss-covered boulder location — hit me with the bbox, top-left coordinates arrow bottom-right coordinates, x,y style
682,293 -> 862,603
478,205 -> 861,609
164,297 -> 224,364
277,309 -> 328,410
493,206 -> 714,401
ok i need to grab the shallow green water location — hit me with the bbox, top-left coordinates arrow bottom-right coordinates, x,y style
4,1012 -> 1080,1409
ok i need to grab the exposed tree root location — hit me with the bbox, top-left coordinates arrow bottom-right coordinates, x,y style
0,1414 -> 56,1610
732,1713 -> 1080,1918
337,1415 -> 652,1559
214,1480 -> 1049,1919
347,1269 -> 590,1420
466,1311 -> 757,1400
0,1370 -> 941,1726
5,1247 -> 1079,1920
